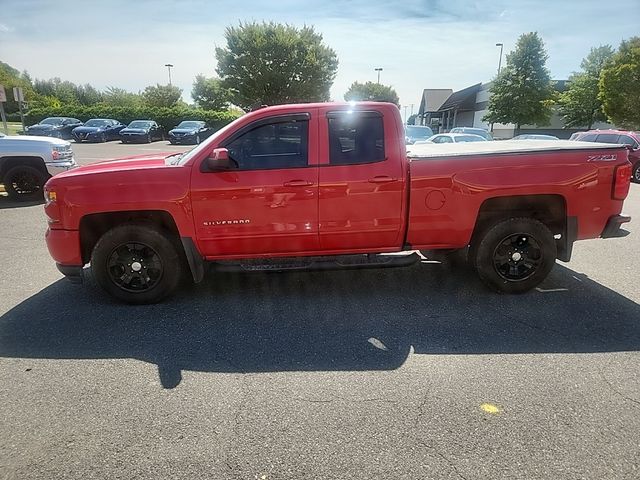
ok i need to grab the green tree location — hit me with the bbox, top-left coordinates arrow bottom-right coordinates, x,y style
559,46 -> 614,128
216,22 -> 339,110
483,32 -> 556,130
344,81 -> 400,107
0,61 -> 36,113
599,37 -> 640,130
102,86 -> 143,107
191,75 -> 231,110
77,83 -> 104,105
141,84 -> 183,108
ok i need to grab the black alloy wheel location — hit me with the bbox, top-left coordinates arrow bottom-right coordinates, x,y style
473,217 -> 556,293
3,165 -> 46,201
106,242 -> 163,293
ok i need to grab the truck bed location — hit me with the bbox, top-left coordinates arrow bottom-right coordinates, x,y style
405,140 -> 628,250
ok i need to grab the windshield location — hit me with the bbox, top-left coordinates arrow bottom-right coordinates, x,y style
84,119 -> 109,127
127,121 -> 152,128
176,121 -> 203,129
406,126 -> 433,138
40,117 -> 65,125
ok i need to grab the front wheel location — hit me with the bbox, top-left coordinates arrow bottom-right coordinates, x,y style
3,165 -> 47,201
91,224 -> 184,304
472,217 -> 556,294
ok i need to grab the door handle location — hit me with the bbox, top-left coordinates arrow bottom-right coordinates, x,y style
368,176 -> 396,183
284,180 -> 314,187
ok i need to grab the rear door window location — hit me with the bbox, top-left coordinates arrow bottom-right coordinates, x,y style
595,134 -> 620,144
580,133 -> 598,142
328,112 -> 385,165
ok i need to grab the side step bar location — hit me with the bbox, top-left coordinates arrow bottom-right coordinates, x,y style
214,252 -> 421,273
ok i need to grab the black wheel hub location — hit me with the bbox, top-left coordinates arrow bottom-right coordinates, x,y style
492,233 -> 542,281
11,171 -> 40,194
106,242 -> 163,292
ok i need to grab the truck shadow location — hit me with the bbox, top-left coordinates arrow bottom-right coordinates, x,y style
0,194 -> 44,210
0,262 -> 638,388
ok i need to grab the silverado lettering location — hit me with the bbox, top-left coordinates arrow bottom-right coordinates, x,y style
43,102 -> 632,304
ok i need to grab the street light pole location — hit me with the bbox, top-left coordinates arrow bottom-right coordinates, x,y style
495,43 -> 504,74
164,63 -> 174,86
374,67 -> 383,84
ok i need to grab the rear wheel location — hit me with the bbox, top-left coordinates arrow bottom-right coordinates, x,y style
91,224 -> 184,304
472,217 -> 556,293
633,163 -> 640,184
3,165 -> 47,201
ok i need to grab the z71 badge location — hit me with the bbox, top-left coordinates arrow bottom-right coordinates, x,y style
587,154 -> 617,162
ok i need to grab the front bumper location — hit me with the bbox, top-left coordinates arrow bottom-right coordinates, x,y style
120,133 -> 148,142
46,227 -> 83,265
169,133 -> 197,144
601,214 -> 631,238
45,158 -> 77,177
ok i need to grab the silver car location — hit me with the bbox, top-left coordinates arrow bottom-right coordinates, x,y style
0,132 -> 77,200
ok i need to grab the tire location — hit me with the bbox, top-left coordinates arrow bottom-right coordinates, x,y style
3,165 -> 47,201
100,133 -> 107,143
472,217 -> 556,294
147,134 -> 152,143
633,163 -> 640,184
91,224 -> 184,304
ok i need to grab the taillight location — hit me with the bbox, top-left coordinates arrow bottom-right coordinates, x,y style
613,163 -> 632,200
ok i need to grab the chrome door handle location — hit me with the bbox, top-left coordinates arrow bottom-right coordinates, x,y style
284,180 -> 314,187
368,176 -> 396,183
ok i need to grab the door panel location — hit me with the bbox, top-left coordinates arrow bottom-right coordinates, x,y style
318,109 -> 404,250
191,111 -> 319,257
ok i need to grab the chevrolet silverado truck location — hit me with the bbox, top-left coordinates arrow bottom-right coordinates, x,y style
43,102 -> 632,303
0,132 -> 77,200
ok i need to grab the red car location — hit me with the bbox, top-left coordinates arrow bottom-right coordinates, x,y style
571,129 -> 640,182
44,102 -> 632,303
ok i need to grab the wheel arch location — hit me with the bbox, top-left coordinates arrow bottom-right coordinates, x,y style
471,194 -> 573,261
0,156 -> 49,182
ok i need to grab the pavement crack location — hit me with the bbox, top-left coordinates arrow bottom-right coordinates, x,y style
599,369 -> 640,408
418,440 -> 470,480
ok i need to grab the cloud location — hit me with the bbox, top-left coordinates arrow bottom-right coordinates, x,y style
0,23 -> 13,33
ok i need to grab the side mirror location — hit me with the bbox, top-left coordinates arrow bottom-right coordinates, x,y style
206,148 -> 235,171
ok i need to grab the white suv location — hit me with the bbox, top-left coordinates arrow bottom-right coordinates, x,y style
0,132 -> 77,200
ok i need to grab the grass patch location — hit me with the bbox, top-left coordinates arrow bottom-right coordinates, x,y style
2,122 -> 24,136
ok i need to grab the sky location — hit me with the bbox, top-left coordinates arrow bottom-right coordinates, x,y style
0,0 -> 638,113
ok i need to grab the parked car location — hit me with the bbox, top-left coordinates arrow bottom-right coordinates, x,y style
25,117 -> 83,139
119,120 -> 163,144
422,133 -> 488,144
72,119 -> 126,143
512,134 -> 559,140
570,129 -> 640,182
449,127 -> 493,140
44,102 -> 632,303
1,133 -> 76,200
404,125 -> 434,145
168,121 -> 211,145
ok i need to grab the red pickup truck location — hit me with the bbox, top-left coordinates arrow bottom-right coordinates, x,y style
44,102 -> 632,303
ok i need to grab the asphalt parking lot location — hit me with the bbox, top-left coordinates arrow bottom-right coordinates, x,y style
1,142 -> 639,479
